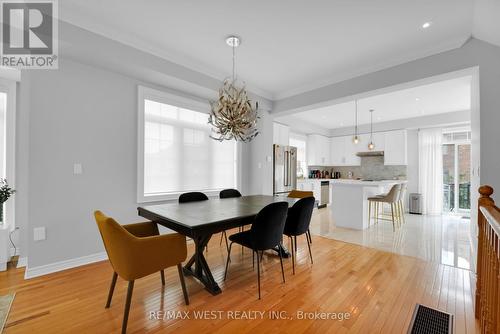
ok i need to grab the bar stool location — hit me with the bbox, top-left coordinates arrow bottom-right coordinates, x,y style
368,184 -> 401,231
397,183 -> 407,225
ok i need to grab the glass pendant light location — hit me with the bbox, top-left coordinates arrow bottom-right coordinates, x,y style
352,100 -> 360,144
368,109 -> 375,150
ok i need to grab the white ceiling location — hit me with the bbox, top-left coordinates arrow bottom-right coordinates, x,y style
57,0 -> 492,100
277,76 -> 471,130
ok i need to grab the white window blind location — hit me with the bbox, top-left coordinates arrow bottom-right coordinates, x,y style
139,91 -> 238,201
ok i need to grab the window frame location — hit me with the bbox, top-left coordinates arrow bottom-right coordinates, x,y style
137,85 -> 241,203
0,78 -> 16,229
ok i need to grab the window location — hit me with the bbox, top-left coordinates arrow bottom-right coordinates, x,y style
289,133 -> 307,178
0,78 -> 16,227
138,87 -> 238,202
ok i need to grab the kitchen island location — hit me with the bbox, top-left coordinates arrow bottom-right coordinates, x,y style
330,179 -> 407,230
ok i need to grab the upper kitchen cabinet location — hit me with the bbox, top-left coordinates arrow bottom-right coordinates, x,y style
273,122 -> 290,146
330,136 -> 345,165
343,136 -> 361,166
307,134 -> 330,166
384,130 -> 407,165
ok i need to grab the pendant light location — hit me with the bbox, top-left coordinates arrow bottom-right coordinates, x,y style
352,100 -> 360,144
368,109 -> 375,150
209,36 -> 259,142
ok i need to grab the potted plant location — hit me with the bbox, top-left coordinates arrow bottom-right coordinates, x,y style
0,179 -> 15,223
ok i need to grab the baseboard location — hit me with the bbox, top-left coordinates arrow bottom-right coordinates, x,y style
16,257 -> 27,268
25,252 -> 108,279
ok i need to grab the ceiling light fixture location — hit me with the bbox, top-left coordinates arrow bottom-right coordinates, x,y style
352,100 -> 360,144
368,109 -> 375,150
209,36 -> 259,142
422,22 -> 432,29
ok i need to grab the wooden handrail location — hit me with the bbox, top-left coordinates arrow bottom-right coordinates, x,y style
475,185 -> 500,334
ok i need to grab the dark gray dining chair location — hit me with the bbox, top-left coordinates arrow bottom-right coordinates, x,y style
224,201 -> 288,299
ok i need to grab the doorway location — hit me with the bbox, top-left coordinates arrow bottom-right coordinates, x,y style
442,128 -> 471,215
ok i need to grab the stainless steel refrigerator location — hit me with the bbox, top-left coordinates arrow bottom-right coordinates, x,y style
273,144 -> 297,195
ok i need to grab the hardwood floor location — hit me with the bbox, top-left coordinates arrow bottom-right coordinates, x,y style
0,233 -> 479,333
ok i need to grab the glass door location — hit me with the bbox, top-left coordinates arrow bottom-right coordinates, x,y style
442,129 -> 471,215
457,144 -> 471,212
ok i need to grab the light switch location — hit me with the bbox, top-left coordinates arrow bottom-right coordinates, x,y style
257,162 -> 262,169
73,163 -> 83,175
266,156 -> 272,163
34,227 -> 46,241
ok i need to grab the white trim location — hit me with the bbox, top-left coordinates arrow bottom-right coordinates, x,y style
137,85 -> 240,203
16,256 -> 26,268
24,252 -> 108,279
0,78 -> 16,230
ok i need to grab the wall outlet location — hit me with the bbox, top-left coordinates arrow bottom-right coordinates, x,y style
34,227 -> 46,241
73,163 -> 83,175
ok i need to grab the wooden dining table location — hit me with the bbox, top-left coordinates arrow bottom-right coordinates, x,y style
137,195 -> 297,295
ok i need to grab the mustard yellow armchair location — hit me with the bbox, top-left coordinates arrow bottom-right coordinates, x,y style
94,211 -> 189,334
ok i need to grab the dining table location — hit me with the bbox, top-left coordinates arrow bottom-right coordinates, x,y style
137,195 -> 297,295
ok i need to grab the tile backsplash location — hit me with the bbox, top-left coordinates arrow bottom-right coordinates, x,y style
310,156 -> 407,180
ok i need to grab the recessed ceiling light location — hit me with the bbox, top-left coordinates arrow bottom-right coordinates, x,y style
415,97 -> 420,101
422,22 -> 432,29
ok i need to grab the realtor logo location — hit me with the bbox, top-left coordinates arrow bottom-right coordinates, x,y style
0,0 -> 58,69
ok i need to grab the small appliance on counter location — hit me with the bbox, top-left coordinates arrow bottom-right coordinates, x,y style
332,171 -> 341,179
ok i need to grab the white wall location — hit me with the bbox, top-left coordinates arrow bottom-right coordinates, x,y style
25,60 -> 141,267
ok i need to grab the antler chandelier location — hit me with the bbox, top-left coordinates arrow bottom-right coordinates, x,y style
209,36 -> 259,142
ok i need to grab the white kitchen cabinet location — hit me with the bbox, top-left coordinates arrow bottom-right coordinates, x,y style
384,130 -> 407,165
307,134 -> 330,166
330,136 -> 345,165
273,122 -> 290,146
343,136 -> 361,166
357,132 -> 384,152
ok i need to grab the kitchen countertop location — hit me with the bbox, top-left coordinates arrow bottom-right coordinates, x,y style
298,178 -> 406,186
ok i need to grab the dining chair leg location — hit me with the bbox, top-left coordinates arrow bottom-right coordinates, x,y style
177,263 -> 189,305
256,251 -> 261,299
306,229 -> 312,244
306,234 -> 313,264
224,242 -> 233,281
160,270 -> 165,286
219,231 -> 224,245
290,236 -> 295,275
122,280 -> 134,334
278,243 -> 286,283
252,250 -> 255,269
294,236 -> 297,253
260,250 -> 264,262
105,272 -> 118,308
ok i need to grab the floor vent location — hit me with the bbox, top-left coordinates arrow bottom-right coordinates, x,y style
408,304 -> 453,334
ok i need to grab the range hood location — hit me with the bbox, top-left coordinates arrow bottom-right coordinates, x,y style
356,151 -> 384,157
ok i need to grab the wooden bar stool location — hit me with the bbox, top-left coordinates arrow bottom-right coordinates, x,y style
368,184 -> 402,231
